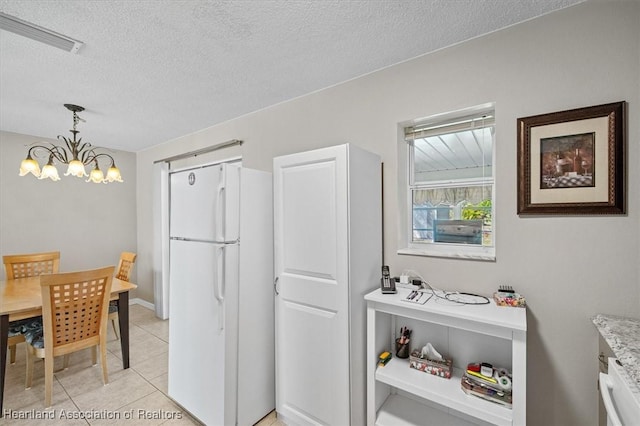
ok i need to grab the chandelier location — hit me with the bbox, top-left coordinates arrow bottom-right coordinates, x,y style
19,104 -> 123,184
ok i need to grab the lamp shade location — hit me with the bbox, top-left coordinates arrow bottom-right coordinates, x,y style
87,165 -> 105,183
39,163 -> 60,181
65,159 -> 87,177
105,165 -> 123,183
19,157 -> 41,177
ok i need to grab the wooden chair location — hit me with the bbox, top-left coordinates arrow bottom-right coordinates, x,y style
25,266 -> 115,408
2,251 -> 60,364
109,252 -> 137,339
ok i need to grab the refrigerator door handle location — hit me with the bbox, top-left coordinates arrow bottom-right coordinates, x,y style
215,166 -> 226,242
214,245 -> 226,331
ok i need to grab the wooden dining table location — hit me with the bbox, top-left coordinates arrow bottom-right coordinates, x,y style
0,276 -> 137,416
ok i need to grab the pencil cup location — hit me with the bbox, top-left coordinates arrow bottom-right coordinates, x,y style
395,338 -> 410,359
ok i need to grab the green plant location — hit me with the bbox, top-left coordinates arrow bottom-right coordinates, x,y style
462,200 -> 492,222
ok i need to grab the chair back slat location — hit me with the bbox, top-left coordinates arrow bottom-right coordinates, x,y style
40,266 -> 114,351
3,251 -> 60,279
115,252 -> 137,281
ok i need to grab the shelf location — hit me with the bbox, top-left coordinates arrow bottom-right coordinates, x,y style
375,358 -> 512,426
375,394 -> 475,426
366,288 -> 526,426
365,288 -> 526,339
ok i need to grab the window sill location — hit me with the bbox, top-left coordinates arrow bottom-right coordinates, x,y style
397,245 -> 496,262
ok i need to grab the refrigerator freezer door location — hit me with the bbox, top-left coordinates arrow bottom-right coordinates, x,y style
170,165 -> 223,241
170,164 -> 241,243
168,239 -> 226,425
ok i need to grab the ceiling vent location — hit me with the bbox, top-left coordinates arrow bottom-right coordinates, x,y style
0,12 -> 83,53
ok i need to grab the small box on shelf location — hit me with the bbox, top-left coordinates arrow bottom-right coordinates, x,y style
378,351 -> 392,367
493,285 -> 526,308
409,349 -> 452,379
493,292 -> 526,308
461,373 -> 513,409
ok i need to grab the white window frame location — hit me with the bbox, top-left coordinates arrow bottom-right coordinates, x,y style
397,103 -> 496,261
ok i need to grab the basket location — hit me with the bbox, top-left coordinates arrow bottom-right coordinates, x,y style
409,349 -> 452,379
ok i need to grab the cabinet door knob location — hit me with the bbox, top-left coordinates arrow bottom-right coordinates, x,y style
274,276 -> 280,295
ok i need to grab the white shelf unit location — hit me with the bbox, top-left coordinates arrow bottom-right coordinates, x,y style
365,288 -> 527,426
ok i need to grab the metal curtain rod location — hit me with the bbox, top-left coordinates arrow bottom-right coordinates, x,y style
154,139 -> 243,164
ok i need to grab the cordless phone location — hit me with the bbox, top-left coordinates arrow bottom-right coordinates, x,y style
380,265 -> 396,294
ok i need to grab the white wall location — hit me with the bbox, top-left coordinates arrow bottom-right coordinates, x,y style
136,2 -> 639,425
0,131 -> 138,283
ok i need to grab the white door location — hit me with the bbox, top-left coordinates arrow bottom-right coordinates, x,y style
274,146 -> 351,425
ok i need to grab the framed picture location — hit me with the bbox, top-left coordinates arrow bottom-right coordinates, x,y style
517,101 -> 626,215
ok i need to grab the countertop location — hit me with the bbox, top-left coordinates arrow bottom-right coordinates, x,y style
592,314 -> 640,386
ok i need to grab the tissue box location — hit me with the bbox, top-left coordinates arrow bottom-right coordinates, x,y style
409,350 -> 452,379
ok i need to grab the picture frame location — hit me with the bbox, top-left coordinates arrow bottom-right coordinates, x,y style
517,101 -> 626,215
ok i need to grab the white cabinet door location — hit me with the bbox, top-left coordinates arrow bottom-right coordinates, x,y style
274,146 -> 351,425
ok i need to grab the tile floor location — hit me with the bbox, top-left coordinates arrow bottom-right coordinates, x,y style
2,304 -> 283,426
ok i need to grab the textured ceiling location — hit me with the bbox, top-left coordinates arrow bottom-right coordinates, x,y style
0,0 -> 583,152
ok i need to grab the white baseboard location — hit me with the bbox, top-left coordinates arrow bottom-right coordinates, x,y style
130,297 -> 155,310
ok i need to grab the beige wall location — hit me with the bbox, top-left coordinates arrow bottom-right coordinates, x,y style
135,1 -> 639,425
0,131 -> 137,284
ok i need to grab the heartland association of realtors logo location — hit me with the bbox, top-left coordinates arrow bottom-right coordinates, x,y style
2,408 -> 183,420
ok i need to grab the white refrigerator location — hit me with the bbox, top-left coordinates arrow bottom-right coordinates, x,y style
168,163 -> 274,426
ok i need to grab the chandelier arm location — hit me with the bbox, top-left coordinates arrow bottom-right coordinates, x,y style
76,140 -> 94,163
84,151 -> 115,166
57,134 -> 90,161
56,135 -> 78,163
27,144 -> 68,163
80,145 -> 92,164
